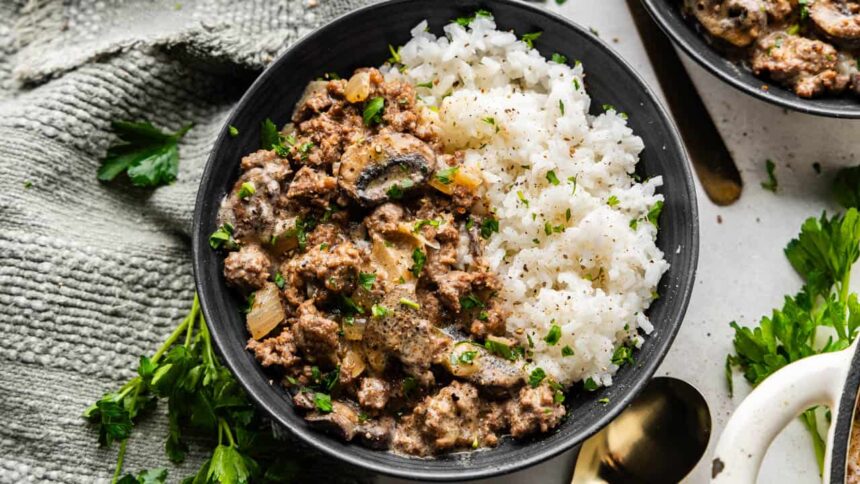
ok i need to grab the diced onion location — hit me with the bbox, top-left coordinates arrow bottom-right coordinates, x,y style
371,237 -> 414,282
246,283 -> 285,340
430,166 -> 483,195
395,223 -> 440,250
342,317 -> 367,341
345,72 -> 371,103
342,349 -> 367,378
365,349 -> 388,373
443,342 -> 483,377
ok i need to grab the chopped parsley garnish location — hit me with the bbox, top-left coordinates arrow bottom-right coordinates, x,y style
611,344 -> 634,366
606,195 -> 620,207
387,44 -> 401,64
565,208 -> 572,221
237,182 -> 255,199
363,97 -> 385,126
561,345 -> 574,357
517,190 -> 529,207
454,9 -> 492,27
551,53 -> 567,64
209,223 -> 237,250
399,298 -> 420,310
273,272 -> 285,289
568,176 -> 577,194
799,0 -> 810,19
386,179 -> 414,199
371,304 -> 389,318
97,120 -> 192,188
435,166 -> 459,185
546,170 -> 560,186
478,310 -> 489,321
413,219 -> 441,232
314,392 -> 333,413
416,80 -> 434,88
528,367 -> 546,387
260,118 -> 281,150
647,201 -> 664,227
298,142 -> 315,160
598,397 -> 610,405
521,31 -> 542,49
402,376 -> 419,397
786,24 -> 800,36
228,125 -> 239,137
359,272 -> 376,291
573,77 -> 581,90
411,247 -> 426,277
460,293 -> 484,310
583,377 -> 599,391
630,219 -> 639,230
482,116 -> 495,126
543,323 -> 562,346
480,217 -> 499,239
339,295 -> 365,315
544,222 -> 553,236
761,159 -> 778,192
484,339 -> 516,361
558,99 -> 565,115
458,350 -> 478,365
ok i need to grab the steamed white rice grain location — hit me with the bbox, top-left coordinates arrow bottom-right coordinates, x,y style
383,16 -> 668,389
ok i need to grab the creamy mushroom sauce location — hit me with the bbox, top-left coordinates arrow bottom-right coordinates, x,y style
214,68 -> 566,456
682,0 -> 860,98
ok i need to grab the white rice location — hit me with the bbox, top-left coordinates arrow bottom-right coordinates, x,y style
383,16 -> 669,389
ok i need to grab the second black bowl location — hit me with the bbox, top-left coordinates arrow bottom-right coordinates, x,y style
640,0 -> 860,119
192,0 -> 700,480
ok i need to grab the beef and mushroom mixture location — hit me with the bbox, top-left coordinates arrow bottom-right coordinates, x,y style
683,0 -> 860,97
213,68 -> 565,456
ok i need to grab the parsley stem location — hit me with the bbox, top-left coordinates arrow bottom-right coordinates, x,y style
841,269 -> 852,305
219,418 -> 236,447
151,295 -> 199,364
111,439 -> 127,484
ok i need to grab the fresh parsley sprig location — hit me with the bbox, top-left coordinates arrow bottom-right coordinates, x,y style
727,207 -> 860,473
84,296 -> 287,483
97,121 -> 192,188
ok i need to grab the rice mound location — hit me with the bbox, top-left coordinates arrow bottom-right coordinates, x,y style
383,16 -> 669,388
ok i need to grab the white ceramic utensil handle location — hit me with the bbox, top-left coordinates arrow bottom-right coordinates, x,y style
712,348 -> 851,483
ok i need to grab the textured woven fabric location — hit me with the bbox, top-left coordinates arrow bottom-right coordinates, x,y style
0,1 -> 376,481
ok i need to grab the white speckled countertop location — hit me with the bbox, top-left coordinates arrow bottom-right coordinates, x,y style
566,1 -> 859,483
384,1 -> 860,483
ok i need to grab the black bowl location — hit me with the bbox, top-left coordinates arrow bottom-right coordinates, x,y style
192,0 -> 699,480
640,0 -> 860,119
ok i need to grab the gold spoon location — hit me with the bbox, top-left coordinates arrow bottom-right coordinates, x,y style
571,377 -> 711,484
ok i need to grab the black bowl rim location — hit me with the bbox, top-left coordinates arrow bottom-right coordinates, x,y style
829,344 -> 860,481
639,0 -> 860,119
191,0 -> 700,480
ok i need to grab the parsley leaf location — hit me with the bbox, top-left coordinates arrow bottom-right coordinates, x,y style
97,121 -> 192,188
411,247 -> 426,277
363,97 -> 385,126
551,53 -> 567,64
460,293 -> 484,310
528,367 -> 546,387
209,223 -> 237,250
544,323 -> 561,346
313,393 -> 333,413
454,9 -> 492,27
761,159 -> 778,192
546,170 -> 560,186
728,208 -> 860,473
359,272 -> 376,291
435,166 -> 459,184
260,118 -> 281,150
647,201 -> 664,227
479,217 -> 499,239
228,125 -> 239,137
484,339 -> 516,361
521,32 -> 542,49
561,345 -> 574,357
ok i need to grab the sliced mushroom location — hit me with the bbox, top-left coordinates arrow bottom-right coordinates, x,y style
810,0 -> 860,48
337,133 -> 436,206
442,342 -> 524,394
685,0 -> 767,47
305,401 -> 360,440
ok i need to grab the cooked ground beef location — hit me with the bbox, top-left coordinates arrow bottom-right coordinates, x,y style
215,68 -> 567,456
683,0 -> 860,98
